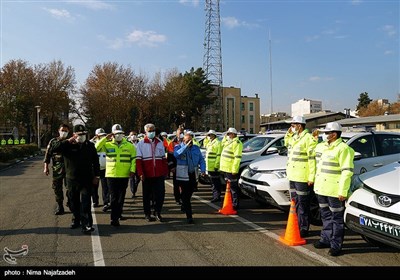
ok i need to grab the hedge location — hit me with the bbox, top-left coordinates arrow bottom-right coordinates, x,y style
0,144 -> 40,162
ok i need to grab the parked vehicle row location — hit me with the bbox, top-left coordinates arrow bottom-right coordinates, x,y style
238,130 -> 400,247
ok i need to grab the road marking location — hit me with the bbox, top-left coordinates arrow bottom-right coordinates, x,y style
91,205 -> 105,266
165,181 -> 340,266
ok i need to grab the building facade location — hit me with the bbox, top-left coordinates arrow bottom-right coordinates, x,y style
223,86 -> 260,134
291,98 -> 322,116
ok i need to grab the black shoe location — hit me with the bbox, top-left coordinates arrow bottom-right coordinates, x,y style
110,220 -> 120,227
70,222 -> 80,229
155,214 -> 164,222
119,216 -> 127,221
102,204 -> 110,212
55,205 -> 65,215
145,215 -> 153,222
82,226 -> 95,233
210,198 -> 221,203
300,229 -> 309,238
313,240 -> 330,249
187,218 -> 194,224
328,248 -> 342,257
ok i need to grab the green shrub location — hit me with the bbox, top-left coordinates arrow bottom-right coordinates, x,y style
0,144 -> 40,162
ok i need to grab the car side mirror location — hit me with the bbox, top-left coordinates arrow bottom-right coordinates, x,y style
354,151 -> 362,161
265,147 -> 279,155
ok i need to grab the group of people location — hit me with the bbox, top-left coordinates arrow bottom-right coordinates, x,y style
285,116 -> 354,257
43,118 -> 354,256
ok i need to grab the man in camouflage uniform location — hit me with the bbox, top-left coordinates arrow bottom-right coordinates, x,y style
43,124 -> 70,215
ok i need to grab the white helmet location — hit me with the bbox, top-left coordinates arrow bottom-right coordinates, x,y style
111,124 -> 124,134
95,128 -> 106,136
160,132 -> 168,137
206,129 -> 217,136
226,127 -> 238,135
320,122 -> 342,132
286,116 -> 306,124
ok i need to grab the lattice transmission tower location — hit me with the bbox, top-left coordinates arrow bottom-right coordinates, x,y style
203,0 -> 224,131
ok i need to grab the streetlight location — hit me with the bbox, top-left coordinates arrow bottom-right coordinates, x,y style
35,106 -> 41,149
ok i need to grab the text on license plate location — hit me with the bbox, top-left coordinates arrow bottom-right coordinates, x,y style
359,215 -> 400,239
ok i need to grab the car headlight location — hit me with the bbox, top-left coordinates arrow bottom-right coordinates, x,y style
272,170 -> 287,179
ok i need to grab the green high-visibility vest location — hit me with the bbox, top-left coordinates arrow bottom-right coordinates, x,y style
14,139 -> 19,145
1,139 -> 6,145
7,138 -> 13,145
20,138 -> 26,144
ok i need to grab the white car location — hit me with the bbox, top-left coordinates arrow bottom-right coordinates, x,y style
239,131 -> 400,224
344,161 -> 400,249
199,133 -> 286,184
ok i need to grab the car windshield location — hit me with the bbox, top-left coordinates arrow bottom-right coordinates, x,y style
242,136 -> 275,153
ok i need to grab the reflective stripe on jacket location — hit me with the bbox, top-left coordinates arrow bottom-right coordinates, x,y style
205,137 -> 222,171
219,137 -> 243,174
314,138 -> 354,198
95,137 -> 136,178
285,130 -> 317,183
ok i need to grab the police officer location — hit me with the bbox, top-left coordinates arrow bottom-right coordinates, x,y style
1,138 -> 6,145
219,128 -> 243,210
43,124 -> 70,215
95,124 -> 136,227
284,116 -> 317,237
90,128 -> 108,209
205,130 -> 223,203
52,124 -> 100,234
20,137 -> 26,144
313,122 -> 354,256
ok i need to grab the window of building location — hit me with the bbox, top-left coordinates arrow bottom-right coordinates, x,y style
250,115 -> 254,124
249,102 -> 254,111
241,102 -> 245,111
241,115 -> 245,123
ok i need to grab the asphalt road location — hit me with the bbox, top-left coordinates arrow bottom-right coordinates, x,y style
0,156 -> 399,274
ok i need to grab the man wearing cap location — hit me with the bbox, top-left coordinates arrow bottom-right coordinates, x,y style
52,124 -> 100,234
95,124 -> 136,227
43,123 -> 71,215
205,129 -> 223,202
219,127 -> 243,210
284,116 -> 317,238
90,128 -> 110,210
313,122 -> 354,256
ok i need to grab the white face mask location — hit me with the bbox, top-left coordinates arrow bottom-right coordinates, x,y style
114,134 -> 124,142
76,135 -> 86,143
291,127 -> 297,134
59,131 -> 68,139
322,133 -> 329,142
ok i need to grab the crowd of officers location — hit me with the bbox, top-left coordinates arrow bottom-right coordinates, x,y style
43,117 -> 354,257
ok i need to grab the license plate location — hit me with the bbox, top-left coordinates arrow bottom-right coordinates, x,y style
241,183 -> 256,194
359,215 -> 400,240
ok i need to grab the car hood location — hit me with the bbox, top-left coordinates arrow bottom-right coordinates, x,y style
360,161 -> 400,195
248,154 -> 287,171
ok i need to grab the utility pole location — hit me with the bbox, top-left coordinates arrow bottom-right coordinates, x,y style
35,106 -> 41,149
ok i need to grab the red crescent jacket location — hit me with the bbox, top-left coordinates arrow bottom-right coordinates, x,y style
136,136 -> 168,178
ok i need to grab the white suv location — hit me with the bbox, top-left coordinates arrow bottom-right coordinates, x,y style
239,131 -> 400,223
344,161 -> 400,249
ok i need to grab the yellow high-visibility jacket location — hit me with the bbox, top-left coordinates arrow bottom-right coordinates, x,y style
285,130 -> 317,183
95,137 -> 136,178
314,138 -> 354,198
205,137 -> 222,171
219,137 -> 243,174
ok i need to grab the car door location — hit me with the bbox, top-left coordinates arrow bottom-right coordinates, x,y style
347,134 -> 377,175
373,133 -> 400,167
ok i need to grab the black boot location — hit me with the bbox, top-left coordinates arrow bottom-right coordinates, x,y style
55,203 -> 65,215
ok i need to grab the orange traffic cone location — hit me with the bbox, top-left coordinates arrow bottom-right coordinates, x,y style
218,181 -> 237,215
279,199 -> 306,246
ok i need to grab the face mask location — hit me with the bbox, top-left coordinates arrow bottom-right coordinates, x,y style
147,131 -> 155,139
322,133 -> 329,142
291,127 -> 297,134
114,134 -> 124,142
59,131 -> 68,139
76,135 -> 86,143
